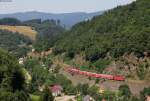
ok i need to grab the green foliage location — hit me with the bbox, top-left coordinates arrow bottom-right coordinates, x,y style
52,74 -> 73,94
137,64 -> 145,80
0,18 -> 21,25
76,83 -> 89,95
92,59 -> 111,72
23,19 -> 42,25
0,49 -> 25,91
24,58 -> 73,95
119,84 -> 131,99
0,49 -> 31,101
30,94 -> 41,101
54,0 -> 150,62
96,89 -> 139,101
24,58 -> 51,93
76,95 -> 82,101
87,85 -> 99,99
141,87 -> 150,96
30,94 -> 42,101
99,91 -> 117,101
24,19 -> 65,52
0,90 -> 31,101
140,87 -> 150,101
95,78 -> 100,84
64,85 -> 77,95
0,30 -> 32,57
41,87 -> 54,101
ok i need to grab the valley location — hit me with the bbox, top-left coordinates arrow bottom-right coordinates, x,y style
0,0 -> 150,101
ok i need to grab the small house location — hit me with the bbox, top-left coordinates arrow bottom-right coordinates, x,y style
83,95 -> 95,101
50,85 -> 63,97
19,58 -> 24,65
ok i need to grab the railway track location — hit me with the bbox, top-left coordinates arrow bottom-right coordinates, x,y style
64,67 -> 125,81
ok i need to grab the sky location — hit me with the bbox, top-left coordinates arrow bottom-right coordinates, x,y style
0,0 -> 136,14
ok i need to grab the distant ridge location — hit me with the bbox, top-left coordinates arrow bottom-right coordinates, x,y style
0,11 -> 103,27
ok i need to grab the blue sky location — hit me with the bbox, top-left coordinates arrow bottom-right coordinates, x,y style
0,0 -> 135,14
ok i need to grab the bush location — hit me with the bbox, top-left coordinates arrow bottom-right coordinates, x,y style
119,84 -> 131,97
41,87 -> 54,101
92,59 -> 111,73
0,49 -> 31,101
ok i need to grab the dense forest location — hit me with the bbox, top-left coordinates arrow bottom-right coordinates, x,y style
23,19 -> 65,52
0,18 -> 21,25
0,18 -> 65,56
54,0 -> 150,60
0,30 -> 32,57
0,49 -> 31,101
52,0 -> 150,77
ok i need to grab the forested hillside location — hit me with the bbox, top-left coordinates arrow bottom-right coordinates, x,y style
54,0 -> 150,60
24,19 -> 65,52
0,18 -> 65,55
0,30 -> 32,57
0,18 -> 21,25
0,0 -> 150,100
0,49 -> 31,101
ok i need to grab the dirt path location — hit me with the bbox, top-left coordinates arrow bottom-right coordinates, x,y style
59,68 -> 95,86
55,95 -> 76,101
100,79 -> 150,96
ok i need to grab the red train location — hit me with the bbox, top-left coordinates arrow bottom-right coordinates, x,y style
65,68 -> 125,81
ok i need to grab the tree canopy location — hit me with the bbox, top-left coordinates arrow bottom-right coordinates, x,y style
0,18 -> 21,25
0,30 -> 32,57
54,0 -> 150,61
0,49 -> 31,101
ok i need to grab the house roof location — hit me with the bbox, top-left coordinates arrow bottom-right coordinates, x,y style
83,95 -> 91,101
50,85 -> 63,93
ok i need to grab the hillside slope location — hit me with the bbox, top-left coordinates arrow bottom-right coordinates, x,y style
0,25 -> 37,40
0,49 -> 31,101
0,30 -> 32,57
54,0 -> 150,80
54,0 -> 150,60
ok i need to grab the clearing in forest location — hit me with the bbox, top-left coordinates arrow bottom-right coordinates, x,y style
0,25 -> 37,40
